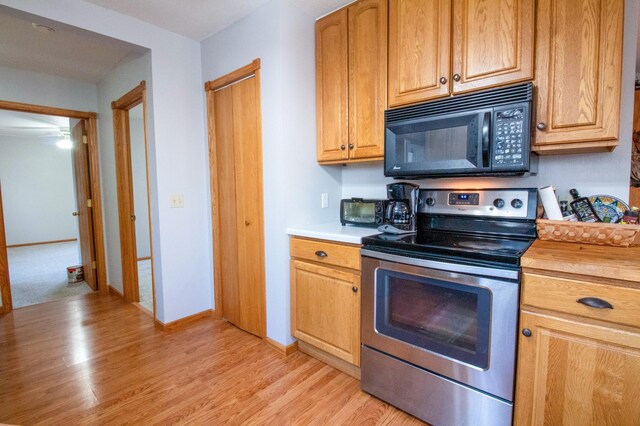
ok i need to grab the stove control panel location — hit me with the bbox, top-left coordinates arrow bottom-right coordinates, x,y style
418,188 -> 537,219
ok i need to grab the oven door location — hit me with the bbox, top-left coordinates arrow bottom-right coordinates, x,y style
361,252 -> 519,401
384,108 -> 492,177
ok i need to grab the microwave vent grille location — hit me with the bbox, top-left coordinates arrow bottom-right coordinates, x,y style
385,83 -> 533,123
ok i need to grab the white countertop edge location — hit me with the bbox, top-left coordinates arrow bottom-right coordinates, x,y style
286,222 -> 380,245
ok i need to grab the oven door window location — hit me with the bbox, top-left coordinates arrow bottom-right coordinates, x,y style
375,269 -> 491,369
385,109 -> 493,177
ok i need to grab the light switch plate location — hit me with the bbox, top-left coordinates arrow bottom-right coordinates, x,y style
170,194 -> 184,208
321,193 -> 329,209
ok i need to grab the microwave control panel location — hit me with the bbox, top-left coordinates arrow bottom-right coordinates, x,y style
494,108 -> 525,167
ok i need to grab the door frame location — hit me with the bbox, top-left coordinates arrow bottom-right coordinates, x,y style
204,58 -> 266,336
0,100 -> 108,313
111,81 -> 156,317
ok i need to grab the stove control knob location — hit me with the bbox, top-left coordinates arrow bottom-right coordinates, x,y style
511,198 -> 524,209
493,198 -> 505,209
425,197 -> 435,206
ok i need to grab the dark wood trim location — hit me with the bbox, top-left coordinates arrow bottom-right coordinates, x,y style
111,81 -> 145,110
7,238 -> 77,248
204,59 -> 261,91
0,99 -> 96,119
0,183 -> 12,313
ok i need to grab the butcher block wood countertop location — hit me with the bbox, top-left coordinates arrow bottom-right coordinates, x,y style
522,240 -> 640,288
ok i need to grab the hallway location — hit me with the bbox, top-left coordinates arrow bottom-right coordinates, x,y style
0,293 -> 422,425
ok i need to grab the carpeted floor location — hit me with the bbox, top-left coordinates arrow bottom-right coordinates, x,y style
137,258 -> 153,312
7,241 -> 93,309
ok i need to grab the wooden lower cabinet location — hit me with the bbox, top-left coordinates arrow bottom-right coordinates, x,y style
290,259 -> 360,366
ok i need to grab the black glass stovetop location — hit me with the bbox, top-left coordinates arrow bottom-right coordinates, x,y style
362,229 -> 535,268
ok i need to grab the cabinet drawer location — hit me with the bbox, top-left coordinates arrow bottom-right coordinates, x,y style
522,273 -> 640,329
290,237 -> 360,271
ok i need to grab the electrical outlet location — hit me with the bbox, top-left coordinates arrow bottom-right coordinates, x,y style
321,193 -> 329,209
170,194 -> 184,208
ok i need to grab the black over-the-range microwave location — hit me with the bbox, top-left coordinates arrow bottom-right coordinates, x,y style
384,83 -> 537,179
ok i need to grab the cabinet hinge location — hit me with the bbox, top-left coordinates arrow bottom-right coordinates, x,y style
82,134 -> 88,145
87,199 -> 92,208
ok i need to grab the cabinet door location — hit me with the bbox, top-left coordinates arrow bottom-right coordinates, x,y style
514,311 -> 640,426
348,0 -> 387,160
316,8 -> 349,162
388,0 -> 451,107
452,0 -> 534,94
533,0 -> 623,154
291,260 -> 360,366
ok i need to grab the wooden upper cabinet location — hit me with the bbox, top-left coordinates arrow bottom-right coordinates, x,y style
348,0 -> 387,160
388,0 -> 451,107
316,8 -> 349,162
533,0 -> 624,154
452,0 -> 535,94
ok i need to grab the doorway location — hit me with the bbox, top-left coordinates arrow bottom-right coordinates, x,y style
111,81 -> 156,316
0,101 -> 107,314
205,59 -> 266,338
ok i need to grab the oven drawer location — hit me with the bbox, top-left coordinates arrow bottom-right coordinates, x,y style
522,273 -> 640,328
290,237 -> 360,270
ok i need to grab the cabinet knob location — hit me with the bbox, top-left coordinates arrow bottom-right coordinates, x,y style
348,143 -> 354,150
453,73 -> 461,82
352,286 -> 358,293
522,328 -> 532,337
439,76 -> 447,85
340,145 -> 346,151
536,122 -> 546,131
315,250 -> 328,258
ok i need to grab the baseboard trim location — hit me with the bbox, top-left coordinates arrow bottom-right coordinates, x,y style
7,238 -> 77,248
298,340 -> 361,380
108,285 -> 124,299
264,337 -> 298,356
155,309 -> 214,331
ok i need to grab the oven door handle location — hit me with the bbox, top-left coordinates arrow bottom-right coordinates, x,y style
360,249 -> 519,280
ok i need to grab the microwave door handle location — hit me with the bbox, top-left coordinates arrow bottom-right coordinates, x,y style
482,112 -> 491,168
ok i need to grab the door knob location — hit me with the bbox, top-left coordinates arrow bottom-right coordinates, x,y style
131,215 -> 136,221
453,73 -> 461,82
72,211 -> 79,217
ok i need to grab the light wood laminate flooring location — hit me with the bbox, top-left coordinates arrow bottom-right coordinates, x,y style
0,293 -> 424,425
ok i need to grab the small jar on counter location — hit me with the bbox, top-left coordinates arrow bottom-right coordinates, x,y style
622,207 -> 639,225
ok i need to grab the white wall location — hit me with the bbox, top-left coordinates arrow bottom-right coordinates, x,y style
0,135 -> 77,245
130,113 -> 151,259
96,52 -> 153,294
0,0 -> 213,323
342,0 -> 638,205
200,0 -> 341,345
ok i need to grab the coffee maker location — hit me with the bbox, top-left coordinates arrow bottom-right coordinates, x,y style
377,182 -> 419,234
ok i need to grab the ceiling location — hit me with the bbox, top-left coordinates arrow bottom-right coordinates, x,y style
0,110 -> 70,139
81,0 -> 354,41
0,5 -> 147,83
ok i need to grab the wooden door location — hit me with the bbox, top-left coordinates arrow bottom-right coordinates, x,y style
533,0 -> 623,154
348,0 -> 387,160
0,183 -> 12,313
514,311 -> 640,425
113,108 -> 139,302
388,0 -> 451,107
71,120 -> 97,291
209,70 -> 266,338
451,0 -> 534,94
316,9 -> 349,163
290,260 -> 360,365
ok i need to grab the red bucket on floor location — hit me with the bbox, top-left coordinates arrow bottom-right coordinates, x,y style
67,265 -> 84,283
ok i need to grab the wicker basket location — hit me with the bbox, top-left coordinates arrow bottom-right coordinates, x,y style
536,219 -> 640,247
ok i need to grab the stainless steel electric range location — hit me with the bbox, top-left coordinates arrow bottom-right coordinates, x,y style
360,188 -> 538,426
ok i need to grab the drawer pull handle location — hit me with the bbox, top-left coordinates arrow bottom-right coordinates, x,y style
577,297 -> 613,309
315,250 -> 328,258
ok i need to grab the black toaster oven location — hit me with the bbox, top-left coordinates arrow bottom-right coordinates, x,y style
340,198 -> 387,227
